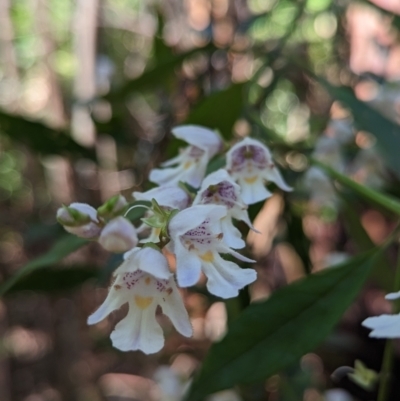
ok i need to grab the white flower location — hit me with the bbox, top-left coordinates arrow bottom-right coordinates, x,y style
303,167 -> 338,209
226,137 -> 291,205
56,202 -> 102,239
149,125 -> 223,188
193,169 -> 258,249
362,291 -> 400,338
168,205 -> 256,299
362,314 -> 400,338
133,185 -> 190,210
88,247 -> 192,354
98,216 -> 138,253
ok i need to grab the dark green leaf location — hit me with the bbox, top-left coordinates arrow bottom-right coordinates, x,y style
185,83 -> 246,139
318,79 -> 400,180
339,192 -> 393,291
6,266 -> 97,294
313,160 -> 400,216
0,110 -> 96,159
184,249 -> 378,400
0,235 -> 88,296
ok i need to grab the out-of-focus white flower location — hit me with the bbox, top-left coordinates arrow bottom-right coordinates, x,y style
351,146 -> 386,189
363,313 -> 400,338
133,185 -> 190,210
362,291 -> 400,338
149,125 -> 223,188
303,167 -> 338,209
153,366 -> 190,401
385,291 -> 400,300
88,247 -> 192,354
312,136 -> 344,171
98,216 -> 138,253
193,169 -> 257,249
56,202 -> 102,239
226,137 -> 291,205
324,389 -> 353,401
168,205 -> 256,299
325,118 -> 354,145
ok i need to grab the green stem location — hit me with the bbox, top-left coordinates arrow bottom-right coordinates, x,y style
377,242 -> 400,401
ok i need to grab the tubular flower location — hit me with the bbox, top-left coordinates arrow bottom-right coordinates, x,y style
226,137 -> 292,205
193,169 -> 258,249
87,247 -> 192,354
362,291 -> 400,338
56,202 -> 102,239
149,125 -> 223,188
168,204 -> 256,299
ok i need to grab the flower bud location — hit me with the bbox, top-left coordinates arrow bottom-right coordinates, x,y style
56,203 -> 102,239
97,195 -> 128,219
98,216 -> 138,253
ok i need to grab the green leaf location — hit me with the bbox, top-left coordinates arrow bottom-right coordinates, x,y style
318,79 -> 400,180
339,192 -> 393,291
0,109 -> 96,159
312,159 -> 400,216
0,235 -> 88,296
6,266 -> 97,294
185,83 -> 246,139
184,249 -> 379,400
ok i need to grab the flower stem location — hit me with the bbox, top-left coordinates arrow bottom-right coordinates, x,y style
377,242 -> 400,401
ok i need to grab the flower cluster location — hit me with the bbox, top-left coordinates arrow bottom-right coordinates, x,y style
57,125 -> 292,354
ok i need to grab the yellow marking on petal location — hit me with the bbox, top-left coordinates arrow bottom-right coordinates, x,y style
200,250 -> 214,263
154,227 -> 161,236
183,161 -> 192,170
166,288 -> 173,295
134,296 -> 153,310
145,277 -> 151,285
244,176 -> 257,184
114,284 -> 121,290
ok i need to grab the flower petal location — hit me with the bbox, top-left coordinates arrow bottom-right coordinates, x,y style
202,253 -> 257,299
385,291 -> 400,301
174,240 -> 202,287
238,178 -> 272,205
87,281 -> 128,325
160,280 -> 193,337
133,186 -> 190,210
362,314 -> 400,338
110,302 -> 164,354
149,166 -> 187,186
219,244 -> 256,263
172,125 -> 222,158
220,218 -> 245,249
264,167 -> 292,192
169,204 -> 227,237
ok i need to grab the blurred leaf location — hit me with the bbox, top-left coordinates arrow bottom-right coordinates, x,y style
6,266 -> 97,294
184,249 -> 379,400
283,202 -> 312,274
185,83 -> 246,139
0,235 -> 88,296
339,192 -> 393,291
104,43 -> 216,102
0,110 -> 96,159
317,79 -> 400,180
313,160 -> 400,216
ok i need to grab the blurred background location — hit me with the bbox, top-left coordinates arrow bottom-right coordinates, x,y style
1,0 -> 400,400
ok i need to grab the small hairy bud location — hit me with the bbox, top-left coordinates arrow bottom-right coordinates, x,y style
98,216 -> 138,253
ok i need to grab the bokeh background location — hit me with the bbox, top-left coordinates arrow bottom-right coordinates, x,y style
1,0 -> 400,400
